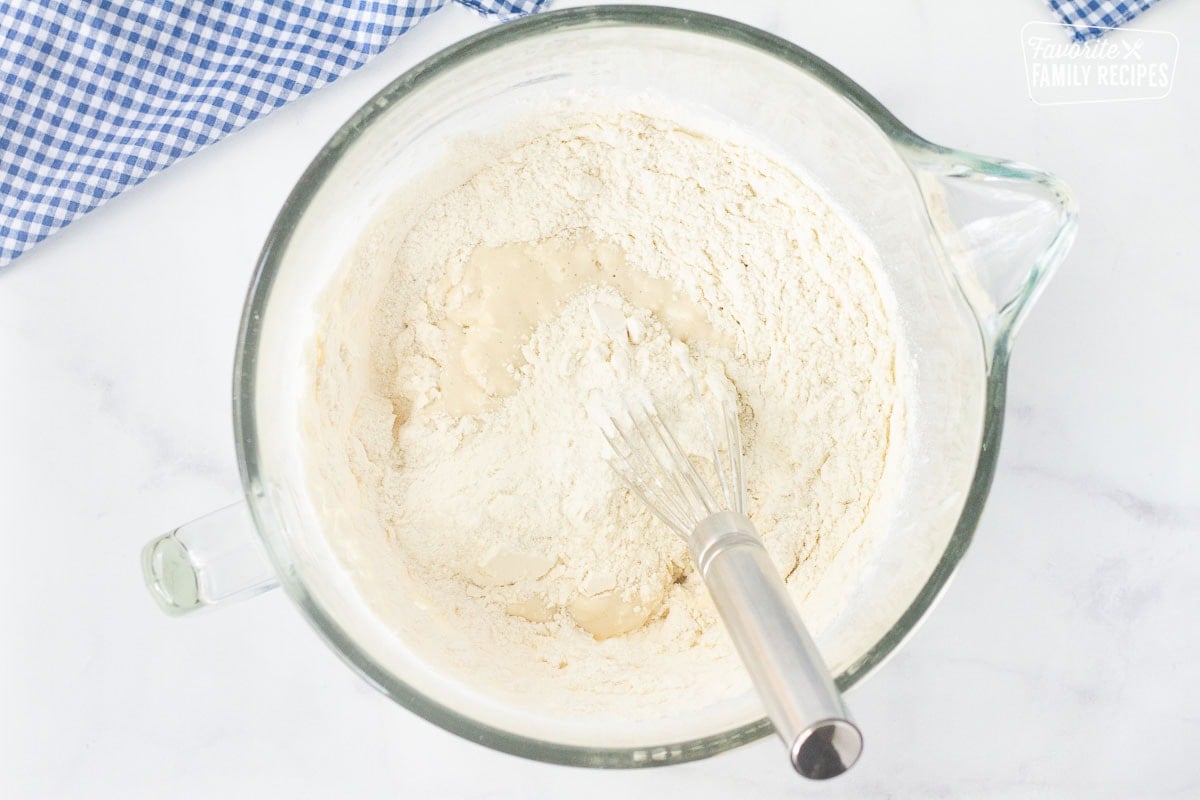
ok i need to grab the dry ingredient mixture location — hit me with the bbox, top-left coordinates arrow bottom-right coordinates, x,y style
307,109 -> 901,719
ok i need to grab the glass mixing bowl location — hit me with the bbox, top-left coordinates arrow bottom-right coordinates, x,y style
141,6 -> 1076,767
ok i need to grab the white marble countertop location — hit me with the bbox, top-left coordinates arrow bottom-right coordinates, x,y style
2,1 -> 1197,797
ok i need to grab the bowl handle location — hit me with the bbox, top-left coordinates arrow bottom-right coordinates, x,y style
904,147 -> 1078,358
141,501 -> 279,616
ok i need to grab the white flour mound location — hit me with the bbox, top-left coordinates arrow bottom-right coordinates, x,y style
306,109 -> 902,719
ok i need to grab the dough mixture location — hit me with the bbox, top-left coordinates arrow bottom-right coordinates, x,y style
306,109 -> 901,719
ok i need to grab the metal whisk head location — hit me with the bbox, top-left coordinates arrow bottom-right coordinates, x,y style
599,387 -> 744,539
594,380 -> 863,779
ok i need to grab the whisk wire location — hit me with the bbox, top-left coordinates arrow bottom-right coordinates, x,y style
722,389 -> 746,515
601,387 -> 748,538
601,426 -> 692,536
627,404 -> 708,524
691,375 -> 734,512
638,400 -> 718,520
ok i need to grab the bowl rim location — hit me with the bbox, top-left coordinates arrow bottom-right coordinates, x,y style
233,4 -> 1009,768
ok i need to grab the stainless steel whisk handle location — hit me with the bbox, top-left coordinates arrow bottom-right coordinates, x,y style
690,511 -> 863,779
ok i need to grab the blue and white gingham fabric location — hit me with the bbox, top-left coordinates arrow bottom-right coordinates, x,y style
0,1 -> 545,267
1048,0 -> 1161,41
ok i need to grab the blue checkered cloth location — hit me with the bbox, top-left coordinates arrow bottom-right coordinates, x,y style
0,1 -> 545,266
1048,0 -> 1161,41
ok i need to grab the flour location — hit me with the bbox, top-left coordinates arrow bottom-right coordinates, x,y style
306,108 -> 901,719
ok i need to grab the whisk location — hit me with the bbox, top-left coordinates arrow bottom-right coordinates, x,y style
599,388 -> 863,779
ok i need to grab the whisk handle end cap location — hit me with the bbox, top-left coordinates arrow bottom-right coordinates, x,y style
790,718 -> 863,779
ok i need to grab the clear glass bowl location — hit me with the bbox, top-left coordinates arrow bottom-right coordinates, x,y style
144,6 -> 1076,768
